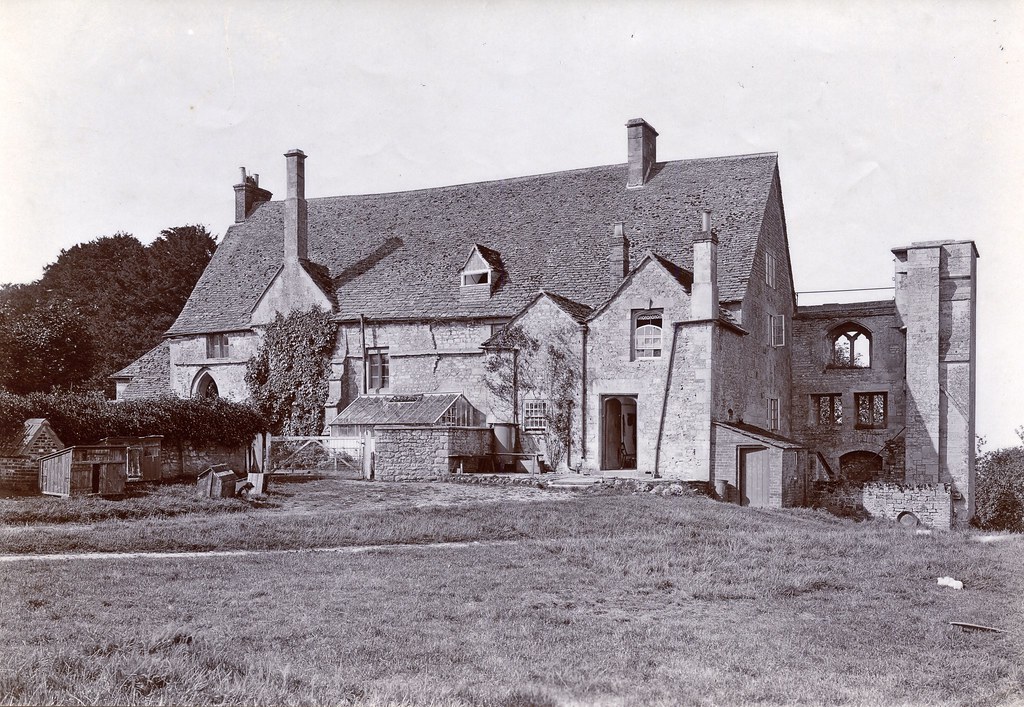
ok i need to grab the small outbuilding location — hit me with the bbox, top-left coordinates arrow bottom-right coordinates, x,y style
0,418 -> 64,494
39,445 -> 128,497
99,435 -> 163,482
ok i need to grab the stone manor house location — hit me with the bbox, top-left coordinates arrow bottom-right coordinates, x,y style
113,118 -> 978,527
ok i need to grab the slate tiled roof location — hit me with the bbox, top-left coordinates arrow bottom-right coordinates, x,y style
714,421 -> 803,449
167,153 -> 779,336
112,341 -> 172,400
329,393 -> 464,426
542,290 -> 593,324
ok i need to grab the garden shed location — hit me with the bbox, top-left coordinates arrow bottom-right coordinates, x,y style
39,445 -> 128,497
99,435 -> 163,482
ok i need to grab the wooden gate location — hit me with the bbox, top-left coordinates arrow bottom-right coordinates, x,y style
267,435 -> 365,476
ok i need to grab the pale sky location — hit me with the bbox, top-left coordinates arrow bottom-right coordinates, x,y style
1,0 -> 1022,447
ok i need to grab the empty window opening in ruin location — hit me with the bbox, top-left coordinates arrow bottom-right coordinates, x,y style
523,400 -> 548,432
854,392 -> 887,429
633,309 -> 663,359
831,324 -> 871,368
366,347 -> 390,393
813,394 -> 842,425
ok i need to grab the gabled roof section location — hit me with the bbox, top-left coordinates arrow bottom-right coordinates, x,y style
111,341 -> 172,399
481,289 -> 592,348
1,418 -> 63,457
464,244 -> 504,272
168,152 -> 779,334
328,393 -> 465,426
587,250 -> 693,321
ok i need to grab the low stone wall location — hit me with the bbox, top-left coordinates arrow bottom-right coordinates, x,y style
160,441 -> 249,480
0,457 -> 39,494
375,426 -> 493,482
816,481 -> 953,529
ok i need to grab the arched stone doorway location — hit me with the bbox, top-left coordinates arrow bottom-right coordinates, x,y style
193,371 -> 220,399
839,450 -> 883,483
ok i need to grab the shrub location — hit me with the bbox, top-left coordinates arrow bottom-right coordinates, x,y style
973,444 -> 1024,532
0,391 -> 266,451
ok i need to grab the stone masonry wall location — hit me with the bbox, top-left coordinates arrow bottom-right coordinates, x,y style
169,331 -> 261,401
160,441 -> 248,480
375,426 -> 493,481
584,259 -> 691,474
791,301 -> 905,481
818,482 -> 953,529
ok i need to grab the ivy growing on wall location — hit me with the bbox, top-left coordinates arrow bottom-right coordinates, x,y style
484,324 -> 581,470
245,308 -> 337,435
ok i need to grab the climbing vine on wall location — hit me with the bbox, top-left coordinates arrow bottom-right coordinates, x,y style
245,308 -> 337,435
484,324 -> 581,470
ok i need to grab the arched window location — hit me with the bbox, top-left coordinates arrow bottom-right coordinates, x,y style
632,309 -> 663,359
193,371 -> 219,399
830,323 -> 871,368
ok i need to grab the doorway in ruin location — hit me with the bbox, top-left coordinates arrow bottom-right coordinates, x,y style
601,395 -> 638,470
839,450 -> 883,483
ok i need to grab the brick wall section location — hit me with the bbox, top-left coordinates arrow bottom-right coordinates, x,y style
375,426 -> 493,481
0,458 -> 39,494
819,482 -> 953,529
791,301 -> 905,480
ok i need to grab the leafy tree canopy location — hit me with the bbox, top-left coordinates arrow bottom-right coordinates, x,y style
0,226 -> 216,395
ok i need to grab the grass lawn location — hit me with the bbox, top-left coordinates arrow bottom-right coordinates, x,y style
1,476 -> 1022,705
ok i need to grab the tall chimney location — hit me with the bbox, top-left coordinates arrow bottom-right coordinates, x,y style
284,149 -> 307,261
626,118 -> 658,188
691,209 -> 719,320
610,222 -> 629,282
233,167 -> 273,222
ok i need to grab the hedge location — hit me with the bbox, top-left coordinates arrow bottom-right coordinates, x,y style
0,391 -> 267,452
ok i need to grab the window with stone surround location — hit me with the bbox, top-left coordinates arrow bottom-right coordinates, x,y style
813,394 -> 843,425
366,347 -> 390,393
765,251 -> 777,289
206,333 -> 231,359
854,392 -> 887,429
767,397 -> 780,431
524,400 -> 547,432
769,314 -> 786,347
632,309 -> 663,359
830,324 -> 871,368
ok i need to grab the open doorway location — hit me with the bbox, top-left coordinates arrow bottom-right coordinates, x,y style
601,395 -> 638,470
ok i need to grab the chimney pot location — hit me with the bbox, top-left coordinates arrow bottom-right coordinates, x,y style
234,165 -> 272,223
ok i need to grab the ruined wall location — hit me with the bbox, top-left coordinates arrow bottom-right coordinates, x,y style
817,482 -> 953,529
160,441 -> 249,480
375,426 -> 493,481
584,260 -> 691,474
894,240 -> 978,524
791,301 -> 905,480
169,332 -> 261,401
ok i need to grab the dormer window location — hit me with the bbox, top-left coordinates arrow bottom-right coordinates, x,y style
460,244 -> 503,302
461,270 -> 491,287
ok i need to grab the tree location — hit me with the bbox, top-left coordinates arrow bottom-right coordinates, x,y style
0,299 -> 94,393
973,438 -> 1024,532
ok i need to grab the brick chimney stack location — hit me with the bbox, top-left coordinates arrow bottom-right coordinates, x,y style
691,209 -> 719,320
626,118 -> 658,188
610,222 -> 629,282
284,149 -> 308,261
233,167 -> 273,223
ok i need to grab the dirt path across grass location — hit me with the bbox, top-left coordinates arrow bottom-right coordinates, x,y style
0,538 -> 520,563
